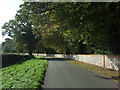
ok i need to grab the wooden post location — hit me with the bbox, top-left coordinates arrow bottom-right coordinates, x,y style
103,55 -> 105,68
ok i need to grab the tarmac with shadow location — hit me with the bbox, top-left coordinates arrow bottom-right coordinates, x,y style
43,57 -> 119,89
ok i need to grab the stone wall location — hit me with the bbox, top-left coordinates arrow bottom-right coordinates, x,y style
33,53 -> 120,71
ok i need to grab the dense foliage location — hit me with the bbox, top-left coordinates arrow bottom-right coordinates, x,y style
2,2 -> 120,54
1,54 -> 27,68
1,58 -> 48,88
1,38 -> 16,53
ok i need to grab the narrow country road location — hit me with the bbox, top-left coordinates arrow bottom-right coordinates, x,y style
43,57 -> 118,88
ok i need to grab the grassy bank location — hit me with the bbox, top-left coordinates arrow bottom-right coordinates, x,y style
66,59 -> 120,82
1,57 -> 48,89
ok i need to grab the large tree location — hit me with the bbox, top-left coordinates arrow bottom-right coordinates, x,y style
2,7 -> 37,57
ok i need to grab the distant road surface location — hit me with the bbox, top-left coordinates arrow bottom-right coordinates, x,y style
43,57 -> 118,88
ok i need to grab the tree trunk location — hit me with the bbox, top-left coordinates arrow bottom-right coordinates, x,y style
28,52 -> 34,59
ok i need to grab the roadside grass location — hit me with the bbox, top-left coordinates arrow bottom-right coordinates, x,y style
65,59 -> 120,82
1,56 -> 48,89
35,56 -> 42,58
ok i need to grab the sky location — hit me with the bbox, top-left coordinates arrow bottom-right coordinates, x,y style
0,0 -> 24,44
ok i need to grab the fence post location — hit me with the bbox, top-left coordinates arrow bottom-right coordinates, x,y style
103,55 -> 105,68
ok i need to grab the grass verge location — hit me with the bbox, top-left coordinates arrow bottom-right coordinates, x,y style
1,56 -> 48,89
65,59 -> 120,82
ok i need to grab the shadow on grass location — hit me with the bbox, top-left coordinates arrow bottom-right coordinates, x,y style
94,76 -> 111,80
111,76 -> 120,81
94,75 -> 120,82
1,54 -> 30,68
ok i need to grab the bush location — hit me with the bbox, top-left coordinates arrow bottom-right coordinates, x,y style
1,54 -> 29,68
1,58 -> 48,89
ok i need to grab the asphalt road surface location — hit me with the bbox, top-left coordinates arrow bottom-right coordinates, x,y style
43,57 -> 118,88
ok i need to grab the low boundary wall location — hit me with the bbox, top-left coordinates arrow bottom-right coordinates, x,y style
33,53 -> 120,71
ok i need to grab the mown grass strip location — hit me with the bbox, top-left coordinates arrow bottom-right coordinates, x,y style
1,57 -> 48,89
65,59 -> 120,82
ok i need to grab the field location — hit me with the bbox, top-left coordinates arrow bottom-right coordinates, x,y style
1,55 -> 48,89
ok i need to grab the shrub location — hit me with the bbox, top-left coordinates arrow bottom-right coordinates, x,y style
1,58 -> 48,89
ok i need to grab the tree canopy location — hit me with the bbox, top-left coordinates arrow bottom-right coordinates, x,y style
2,2 -> 120,55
